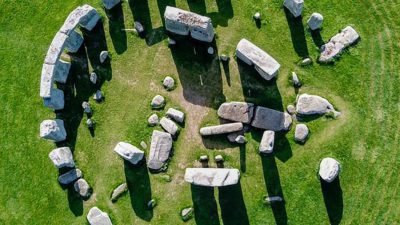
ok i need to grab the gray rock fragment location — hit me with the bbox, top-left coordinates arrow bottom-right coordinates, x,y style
40,119 -> 67,142
58,169 -> 82,185
259,130 -> 275,154
49,147 -> 75,168
217,102 -> 254,124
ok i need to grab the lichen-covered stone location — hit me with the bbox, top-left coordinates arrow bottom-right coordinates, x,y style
184,168 -> 240,187
200,122 -> 243,136
40,119 -> 67,142
148,130 -> 172,171
217,102 -> 254,124
113,142 -> 144,165
49,147 -> 75,168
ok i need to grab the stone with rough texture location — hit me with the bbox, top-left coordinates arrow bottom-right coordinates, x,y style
296,94 -> 338,116
58,169 -> 82,185
151,95 -> 166,109
199,155 -> 208,161
264,196 -> 283,204
235,135 -> 247,144
207,47 -> 214,55
301,58 -> 312,66
93,90 -> 104,102
65,30 -> 84,53
40,119 -> 67,142
283,0 -> 304,17
114,142 -> 144,165
160,117 -> 179,136
200,122 -> 243,136
163,76 -> 175,90
44,32 -> 67,65
140,141 -> 147,149
82,101 -> 92,114
49,147 -> 75,168
307,13 -> 323,30
181,207 -> 194,221
90,72 -> 97,84
236,39 -> 281,81
295,124 -> 309,143
74,178 -> 91,198
184,168 -> 240,187
259,130 -> 275,154
319,157 -> 340,183
102,0 -> 121,10
227,131 -> 243,143
286,104 -> 296,115
99,51 -> 109,63
134,22 -> 145,35
217,102 -> 255,124
43,89 -> 65,110
148,130 -> 173,171
319,26 -> 360,63
79,4 -> 101,31
166,108 -> 185,123
111,183 -> 127,202
292,72 -> 301,87
86,119 -> 95,128
148,114 -> 159,126
251,106 -> 292,131
214,155 -> 224,162
87,207 -> 112,225
147,199 -> 157,209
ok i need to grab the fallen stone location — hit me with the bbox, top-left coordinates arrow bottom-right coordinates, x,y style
283,0 -> 304,17
184,168 -> 240,187
181,207 -> 194,221
166,108 -> 185,123
147,199 -> 157,209
200,122 -> 243,136
87,207 -> 112,225
264,196 -> 283,204
236,39 -> 281,81
99,51 -> 109,63
217,102 -> 255,124
44,32 -> 67,65
102,0 -> 121,10
294,124 -> 309,143
49,147 -> 75,169
90,72 -> 97,84
111,183 -> 127,202
235,135 -> 247,144
292,72 -> 301,87
259,130 -> 275,154
93,90 -> 104,102
148,114 -> 159,126
43,89 -> 65,110
148,130 -> 173,171
251,106 -> 292,131
160,117 -> 179,136
74,178 -> 91,199
114,142 -> 144,165
151,95 -> 166,109
79,4 -> 101,31
286,104 -> 296,115
254,12 -> 261,20
40,119 -> 67,142
214,155 -> 224,162
301,57 -> 312,66
163,76 -> 175,90
140,141 -> 147,149
58,169 -> 82,185
65,30 -> 84,53
296,94 -> 338,116
307,13 -> 323,30
319,157 -> 340,183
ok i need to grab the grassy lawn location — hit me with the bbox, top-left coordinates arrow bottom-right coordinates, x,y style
1,0 -> 399,224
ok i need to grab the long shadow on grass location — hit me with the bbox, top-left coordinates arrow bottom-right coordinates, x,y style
157,0 -> 176,26
284,8 -> 309,58
218,182 -> 250,225
186,0 -> 233,27
105,2 -> 127,54
124,160 -> 153,221
310,29 -> 325,48
320,177 -> 343,225
67,186 -> 83,216
191,185 -> 220,225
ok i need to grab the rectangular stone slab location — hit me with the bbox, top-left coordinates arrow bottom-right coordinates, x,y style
251,106 -> 291,131
184,168 -> 240,187
148,130 -> 173,171
200,122 -> 243,136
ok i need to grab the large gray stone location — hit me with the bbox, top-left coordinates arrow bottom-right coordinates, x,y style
184,168 -> 240,187
160,117 -> 179,136
60,8 -> 81,35
79,4 -> 101,31
307,13 -> 323,30
283,0 -> 304,17
49,147 -> 75,168
44,32 -> 67,65
113,142 -> 144,165
163,76 -> 175,90
147,114 -> 159,126
296,94 -> 338,116
200,122 -> 243,136
74,178 -> 91,198
217,102 -> 255,124
58,169 -> 82,185
40,119 -> 67,142
295,124 -> 309,143
65,30 -> 84,53
148,130 -> 173,171
166,108 -> 185,123
151,95 -> 166,109
43,89 -> 65,110
251,106 -> 292,131
319,157 -> 340,183
111,183 -> 127,202
87,207 -> 112,225
102,0 -> 121,10
259,130 -> 275,154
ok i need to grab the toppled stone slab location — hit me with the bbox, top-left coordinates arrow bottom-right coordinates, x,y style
65,30 -> 84,53
200,122 -> 243,136
40,119 -> 67,142
235,135 -> 247,144
160,117 -> 179,136
259,130 -> 275,153
283,0 -> 304,17
102,0 -> 121,10
79,4 -> 101,31
43,88 -> 65,110
319,26 -> 360,63
264,196 -> 283,204
87,207 -> 112,225
163,76 -> 175,90
111,183 -> 127,202
148,114 -> 159,126
319,157 -> 340,183
74,178 -> 91,199
184,168 -> 240,187
151,95 -> 166,109
164,6 -> 215,42
148,130 -> 173,171
307,13 -> 323,30
217,102 -> 255,124
113,142 -> 144,165
58,168 -> 82,185
181,207 -> 194,221
295,124 -> 309,143
236,39 -> 281,81
286,104 -> 296,115
251,106 -> 292,131
49,147 -> 75,168
166,108 -> 185,123
296,94 -> 338,116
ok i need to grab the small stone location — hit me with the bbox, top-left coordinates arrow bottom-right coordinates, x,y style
286,104 -> 296,115
93,90 -> 104,102
296,94 -> 339,116
319,157 -> 340,183
82,101 -> 92,115
166,108 -> 185,123
58,169 -> 82,185
102,0 -> 121,10
215,155 -> 224,162
301,57 -> 312,66
219,54 -> 229,62
264,196 -> 283,204
86,119 -> 95,129
147,199 -> 157,209
74,178 -> 91,199
151,95 -> 166,109
87,207 -> 112,225
253,12 -> 261,20
307,12 -> 323,31
113,142 -> 144,165
168,38 -> 176,46
163,76 -> 175,90
40,119 -> 67,142
235,135 -> 247,144
227,132 -> 242,143
294,124 -> 309,143
90,72 -> 97,84
111,183 -> 128,202
134,21 -> 145,36
207,47 -> 214,55
292,72 -> 301,87
181,207 -> 194,221
147,114 -> 159,126
140,141 -> 147,149
49,147 -> 75,169
99,51 -> 109,63
199,155 -> 208,162
259,130 -> 274,154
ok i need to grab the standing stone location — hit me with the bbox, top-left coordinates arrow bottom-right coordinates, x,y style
113,142 -> 144,165
160,117 -> 179,136
227,131 -> 243,143
151,95 -> 166,109
163,76 -> 175,90
90,72 -> 97,84
181,207 -> 194,221
296,94 -> 339,116
220,54 -> 229,62
40,119 -> 67,142
184,168 -> 240,187
65,30 -> 84,53
74,178 -> 91,199
307,13 -> 323,30
292,72 -> 301,87
166,108 -> 185,123
148,114 -> 159,126
147,199 -> 157,209
217,102 -> 255,124
134,21 -> 145,36
49,147 -> 75,168
253,12 -> 261,20
93,90 -> 104,102
214,155 -> 224,162
199,155 -> 208,162
200,122 -> 243,136
168,38 -> 176,46
235,135 -> 247,144
87,207 -> 112,225
283,0 -> 304,17
148,130 -> 173,171
79,4 -> 101,31
286,104 -> 296,115
111,183 -> 128,202
259,130 -> 275,154
207,47 -> 214,55
43,88 -> 65,110
82,101 -> 92,115
58,169 -> 82,185
99,51 -> 109,63
319,157 -> 340,183
294,124 -> 309,143
301,57 -> 312,66
102,0 -> 121,10
251,106 -> 292,131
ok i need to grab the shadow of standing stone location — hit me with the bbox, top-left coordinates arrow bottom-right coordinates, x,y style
218,183 -> 250,225
190,185 -> 220,225
320,177 -> 343,225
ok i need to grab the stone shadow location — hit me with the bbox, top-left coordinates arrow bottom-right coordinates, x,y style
156,0 -> 176,26
187,0 -> 207,15
124,160 -> 153,221
106,2 -> 128,54
67,186 -> 83,216
187,0 -> 234,27
218,182 -> 250,225
284,8 -> 309,58
310,29 -> 325,48
191,185 -> 220,225
320,177 -> 343,225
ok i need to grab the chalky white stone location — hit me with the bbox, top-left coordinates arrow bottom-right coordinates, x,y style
292,72 -> 301,87
160,117 -> 179,136
283,0 -> 304,17
49,147 -> 75,168
58,169 -> 82,185
87,207 -> 113,225
319,157 -> 340,183
307,13 -> 323,30
147,114 -> 159,126
217,102 -> 255,124
296,94 -> 338,116
163,76 -> 175,90
40,119 -> 67,142
151,95 -> 166,109
294,124 -> 309,143
113,142 -> 144,165
259,130 -> 275,153
254,12 -> 261,20
148,130 -> 173,171
166,108 -> 185,123
184,168 -> 240,187
251,106 -> 292,131
200,122 -> 243,136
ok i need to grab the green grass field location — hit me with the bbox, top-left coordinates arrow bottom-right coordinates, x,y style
1,0 -> 400,224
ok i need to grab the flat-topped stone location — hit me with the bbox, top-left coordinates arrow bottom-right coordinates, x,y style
296,94 -> 338,116
113,142 -> 144,165
49,147 -> 75,168
44,32 -> 68,65
236,39 -> 281,81
184,168 -> 240,187
283,0 -> 304,17
259,130 -> 275,153
58,168 -> 82,185
87,207 -> 112,225
111,183 -> 127,202
79,4 -> 101,31
217,102 -> 255,124
40,61 -> 70,98
148,130 -> 173,171
166,108 -> 185,123
74,178 -> 91,199
43,88 -> 65,110
102,0 -> 121,10
65,30 -> 84,53
40,119 -> 67,142
160,117 -> 179,136
307,13 -> 323,30
251,106 -> 292,131
319,157 -> 340,183
294,124 -> 309,143
200,122 -> 243,136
